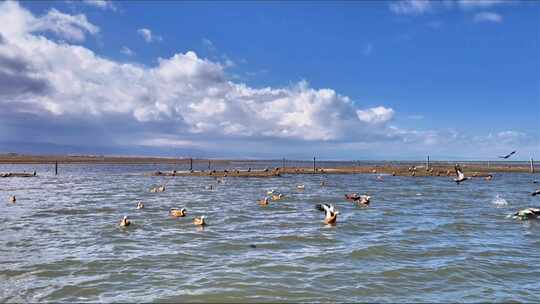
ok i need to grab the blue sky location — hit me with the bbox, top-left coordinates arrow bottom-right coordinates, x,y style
0,0 -> 538,160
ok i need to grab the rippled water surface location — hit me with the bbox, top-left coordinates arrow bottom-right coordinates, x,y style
1,163 -> 540,302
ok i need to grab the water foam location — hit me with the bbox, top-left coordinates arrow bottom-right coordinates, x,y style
491,195 -> 508,207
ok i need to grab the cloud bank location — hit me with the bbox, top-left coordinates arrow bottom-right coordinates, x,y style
0,1 -> 535,159
0,1 -> 404,155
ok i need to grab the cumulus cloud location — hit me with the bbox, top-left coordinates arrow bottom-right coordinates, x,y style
137,28 -> 161,43
0,1 -> 402,153
473,11 -> 503,23
82,0 -> 116,11
32,8 -> 99,42
0,1 -> 99,42
357,107 -> 395,124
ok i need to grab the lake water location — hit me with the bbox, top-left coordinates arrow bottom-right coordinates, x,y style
1,163 -> 539,302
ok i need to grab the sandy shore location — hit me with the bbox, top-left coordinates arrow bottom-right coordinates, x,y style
1,154 -> 536,177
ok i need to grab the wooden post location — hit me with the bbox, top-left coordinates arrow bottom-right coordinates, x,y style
313,157 -> 316,172
190,158 -> 193,171
426,155 -> 430,170
531,158 -> 535,173
55,161 -> 58,175
208,160 -> 211,170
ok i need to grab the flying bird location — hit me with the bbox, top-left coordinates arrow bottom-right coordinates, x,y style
513,208 -> 540,220
316,203 -> 339,225
454,165 -> 470,184
498,151 -> 516,159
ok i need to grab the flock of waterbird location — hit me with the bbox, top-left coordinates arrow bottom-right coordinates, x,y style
117,183 -> 207,227
5,162 -> 540,224
121,163 -> 540,225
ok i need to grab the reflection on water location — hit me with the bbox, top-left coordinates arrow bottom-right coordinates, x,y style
1,163 -> 540,302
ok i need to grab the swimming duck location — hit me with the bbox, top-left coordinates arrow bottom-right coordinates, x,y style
316,203 -> 339,225
258,197 -> 269,206
136,201 -> 144,209
376,175 -> 384,181
150,185 -> 166,193
344,193 -> 370,205
120,216 -> 131,227
205,185 -> 214,190
271,193 -> 284,201
193,215 -> 207,226
356,195 -> 371,205
8,195 -> 16,203
345,193 -> 360,201
267,189 -> 275,195
297,184 -> 305,190
513,208 -> 540,220
485,174 -> 493,181
170,208 -> 187,217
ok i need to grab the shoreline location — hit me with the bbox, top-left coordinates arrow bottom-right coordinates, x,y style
147,164 -> 537,177
0,154 -> 537,177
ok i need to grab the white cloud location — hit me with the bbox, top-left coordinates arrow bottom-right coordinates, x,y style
202,38 -> 215,51
0,1 -> 99,42
0,1 -> 400,147
82,0 -> 116,11
34,8 -> 99,42
473,11 -> 503,23
120,46 -> 134,56
457,0 -> 509,9
389,0 -> 432,15
497,130 -> 525,139
356,106 -> 395,124
389,0 -> 517,16
137,28 -> 162,43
